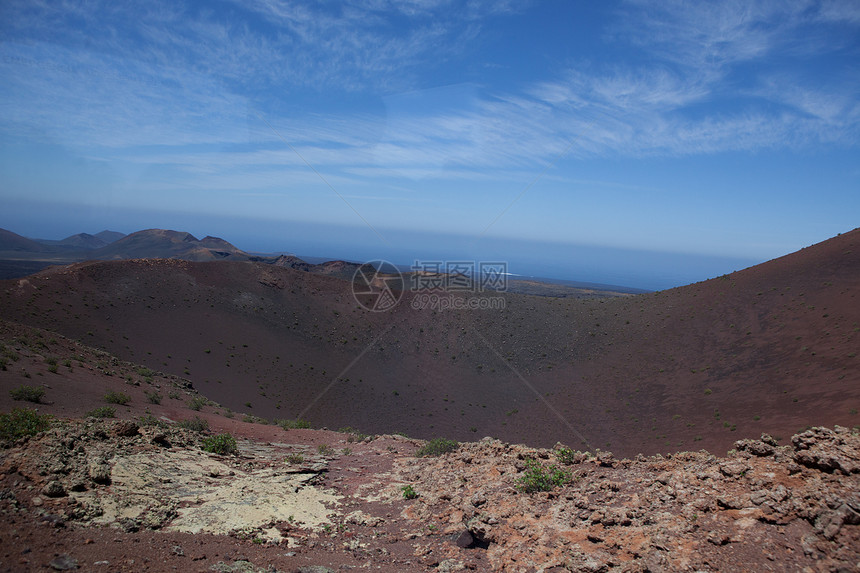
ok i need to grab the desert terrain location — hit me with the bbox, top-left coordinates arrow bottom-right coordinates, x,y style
0,228 -> 858,571
0,319 -> 858,571
0,228 -> 857,457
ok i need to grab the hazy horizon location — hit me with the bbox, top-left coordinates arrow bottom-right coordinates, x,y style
2,206 -> 765,291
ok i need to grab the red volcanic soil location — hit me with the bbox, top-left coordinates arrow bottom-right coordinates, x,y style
0,323 -> 858,572
0,230 -> 858,457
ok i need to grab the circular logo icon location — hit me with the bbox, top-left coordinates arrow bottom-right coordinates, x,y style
351,260 -> 404,312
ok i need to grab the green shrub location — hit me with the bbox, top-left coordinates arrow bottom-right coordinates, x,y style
0,408 -> 52,441
555,447 -> 592,465
339,426 -> 370,442
176,416 -> 209,432
138,414 -> 167,428
517,459 -> 572,493
104,391 -> 131,405
415,438 -> 459,457
285,453 -> 304,464
317,444 -> 333,455
401,484 -> 418,499
9,385 -> 45,403
277,418 -> 312,430
187,396 -> 207,411
144,390 -> 162,404
201,433 -> 237,455
87,406 -> 116,419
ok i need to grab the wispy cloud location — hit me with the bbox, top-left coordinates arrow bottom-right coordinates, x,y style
1,0 -> 858,191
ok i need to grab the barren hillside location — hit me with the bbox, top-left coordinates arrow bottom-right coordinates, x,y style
0,230 -> 858,456
0,321 -> 858,572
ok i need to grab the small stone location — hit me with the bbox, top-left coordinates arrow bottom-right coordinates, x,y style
39,514 -> 66,528
719,460 -> 749,477
43,480 -> 66,498
706,532 -> 730,546
49,554 -> 78,570
470,492 -> 487,507
453,529 -> 475,548
88,461 -> 111,485
31,496 -> 43,506
113,420 -> 139,437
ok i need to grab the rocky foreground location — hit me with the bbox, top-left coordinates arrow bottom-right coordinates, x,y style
0,417 -> 858,572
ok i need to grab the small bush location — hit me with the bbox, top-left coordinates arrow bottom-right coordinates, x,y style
415,438 -> 458,457
339,426 -> 370,442
144,390 -> 162,404
317,444 -> 333,455
136,367 -> 155,377
104,391 -> 131,405
277,418 -> 312,430
285,453 -> 304,464
176,416 -> 209,432
187,396 -> 207,411
555,446 -> 593,465
201,433 -> 237,455
0,408 -> 52,441
10,385 -> 45,403
517,459 -> 572,493
168,390 -> 182,400
87,406 -> 116,419
401,484 -> 418,499
138,414 -> 167,428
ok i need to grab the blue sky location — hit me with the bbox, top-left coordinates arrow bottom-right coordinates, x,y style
1,1 -> 859,289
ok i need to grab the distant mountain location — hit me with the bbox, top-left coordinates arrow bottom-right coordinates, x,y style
90,229 -> 249,261
56,233 -> 108,249
94,230 -> 126,244
271,255 -> 313,272
271,255 -> 365,281
0,228 -> 50,253
313,260 -> 363,280
28,230 -> 125,250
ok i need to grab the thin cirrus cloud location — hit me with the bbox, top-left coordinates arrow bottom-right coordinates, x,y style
0,1 -> 858,207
